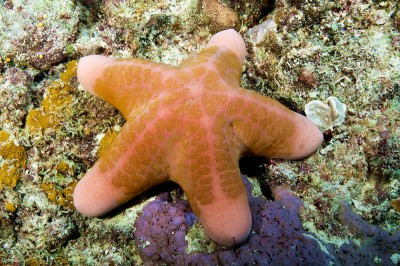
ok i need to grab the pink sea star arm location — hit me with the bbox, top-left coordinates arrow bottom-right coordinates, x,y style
228,89 -> 323,160
168,121 -> 251,247
73,112 -> 171,217
77,55 -> 176,118
178,29 -> 246,90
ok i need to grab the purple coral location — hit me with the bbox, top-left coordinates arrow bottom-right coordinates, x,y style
336,202 -> 400,265
134,194 -> 196,263
218,196 -> 336,265
134,176 -> 400,265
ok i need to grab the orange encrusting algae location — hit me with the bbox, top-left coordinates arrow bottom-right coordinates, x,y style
73,29 -> 323,246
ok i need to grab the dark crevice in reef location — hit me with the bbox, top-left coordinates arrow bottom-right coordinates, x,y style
259,0 -> 276,20
239,156 -> 269,178
239,156 -> 274,200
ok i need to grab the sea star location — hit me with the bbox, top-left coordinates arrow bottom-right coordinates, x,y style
73,29 -> 323,246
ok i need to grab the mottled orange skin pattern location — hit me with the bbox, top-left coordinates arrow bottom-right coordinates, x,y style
73,30 -> 322,246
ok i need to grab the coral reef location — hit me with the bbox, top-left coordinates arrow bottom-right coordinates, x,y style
0,67 -> 34,128
0,0 -> 398,264
0,0 -> 80,70
199,0 -> 240,32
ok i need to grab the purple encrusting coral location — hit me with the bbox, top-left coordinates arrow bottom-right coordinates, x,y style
134,194 -> 198,263
134,176 -> 332,265
336,202 -> 400,265
135,176 -> 400,265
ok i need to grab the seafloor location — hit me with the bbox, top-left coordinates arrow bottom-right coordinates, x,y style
0,0 -> 399,265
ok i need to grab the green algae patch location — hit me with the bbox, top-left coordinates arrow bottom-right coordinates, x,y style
185,221 -> 218,254
0,130 -> 27,189
25,60 -> 78,134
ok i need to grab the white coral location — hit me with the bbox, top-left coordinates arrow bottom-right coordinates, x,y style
305,96 -> 346,131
